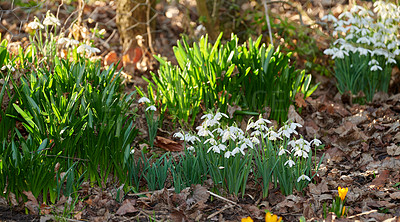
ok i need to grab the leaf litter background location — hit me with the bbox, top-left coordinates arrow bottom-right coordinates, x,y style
1,0 -> 400,221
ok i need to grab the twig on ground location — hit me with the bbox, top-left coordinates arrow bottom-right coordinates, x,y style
127,188 -> 175,196
207,191 -> 237,206
347,210 -> 378,219
206,204 -> 235,220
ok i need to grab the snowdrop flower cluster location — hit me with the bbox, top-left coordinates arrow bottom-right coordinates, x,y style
138,96 -> 157,112
323,1 -> 400,71
57,37 -> 80,48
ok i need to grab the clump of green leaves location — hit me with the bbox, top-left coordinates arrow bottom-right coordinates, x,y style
144,33 -> 318,126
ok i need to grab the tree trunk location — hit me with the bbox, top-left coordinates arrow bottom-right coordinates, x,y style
116,0 -> 154,52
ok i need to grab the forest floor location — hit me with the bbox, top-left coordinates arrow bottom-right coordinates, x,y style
1,0 -> 400,221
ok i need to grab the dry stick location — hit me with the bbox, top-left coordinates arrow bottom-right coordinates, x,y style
347,210 -> 378,219
127,188 -> 175,196
146,0 -> 155,55
206,204 -> 235,220
207,191 -> 238,206
261,0 -> 274,46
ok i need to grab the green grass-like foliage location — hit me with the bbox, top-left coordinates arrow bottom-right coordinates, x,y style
1,56 -> 138,201
144,33 -> 318,126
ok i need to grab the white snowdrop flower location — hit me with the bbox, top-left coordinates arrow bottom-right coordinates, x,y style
323,48 -> 337,56
186,134 -> 200,143
1,65 -> 15,72
224,151 -> 232,159
297,138 -> 311,152
279,125 -> 295,139
255,117 -> 271,126
278,148 -> 290,156
386,58 -> 396,65
130,149 -> 135,154
212,128 -> 224,135
372,48 -> 390,58
333,38 -> 346,46
312,138 -> 322,147
251,130 -> 262,137
203,118 -> 220,128
201,113 -> 213,120
77,44 -> 101,56
373,42 -> 386,48
43,12 -> 61,26
290,122 -> 302,131
251,136 -> 260,144
174,132 -> 185,140
368,59 -> 379,66
321,14 -> 337,23
387,42 -> 397,50
393,49 -> 400,56
187,146 -> 195,151
207,145 -> 220,153
339,11 -> 353,19
232,147 -> 245,156
284,159 -> 295,168
332,48 -> 349,59
214,112 -> 229,121
146,105 -> 157,111
222,129 -> 237,143
28,21 -> 44,30
204,138 -> 218,146
356,28 -> 370,36
246,121 -> 256,131
57,37 -> 79,47
196,125 -> 213,137
370,65 -> 383,71
242,138 -> 253,149
138,97 -> 151,104
357,47 -> 370,56
297,174 -> 311,182
218,166 -> 225,170
345,34 -> 354,40
294,148 -> 309,158
269,131 -> 282,141
208,144 -> 226,153
356,37 -> 371,45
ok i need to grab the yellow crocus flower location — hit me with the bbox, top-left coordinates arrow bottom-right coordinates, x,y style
241,216 -> 254,222
265,212 -> 282,222
338,187 -> 348,201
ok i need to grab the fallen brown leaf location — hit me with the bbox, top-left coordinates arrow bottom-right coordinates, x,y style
155,136 -> 184,152
295,93 -> 307,108
370,169 -> 390,188
23,191 -> 39,215
116,199 -> 137,216
288,105 -> 304,125
104,51 -> 123,69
